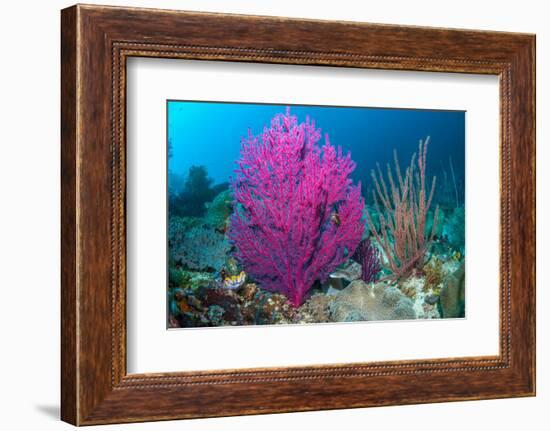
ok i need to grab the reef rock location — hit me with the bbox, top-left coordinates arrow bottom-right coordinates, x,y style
299,294 -> 334,323
399,276 -> 441,319
186,286 -> 244,325
240,290 -> 296,325
329,280 -> 416,322
439,262 -> 465,318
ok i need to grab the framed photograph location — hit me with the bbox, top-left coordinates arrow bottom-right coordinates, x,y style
61,4 -> 535,425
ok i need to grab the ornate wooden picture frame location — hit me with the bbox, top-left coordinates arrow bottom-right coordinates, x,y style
61,4 -> 535,425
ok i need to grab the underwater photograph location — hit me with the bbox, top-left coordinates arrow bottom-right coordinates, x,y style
167,101 -> 465,329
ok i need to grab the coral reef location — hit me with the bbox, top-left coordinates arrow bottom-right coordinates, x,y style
299,294 -> 334,323
169,165 -> 228,218
166,106 -> 466,329
169,224 -> 230,272
168,266 -> 473,327
329,280 -> 416,322
168,216 -> 203,240
423,257 -> 445,294
201,287 -> 243,323
400,276 -> 441,319
241,290 -> 296,325
169,281 -> 299,328
439,262 -> 465,318
240,283 -> 257,301
207,305 -> 226,326
351,238 -> 381,283
365,137 -> 440,281
326,259 -> 362,290
185,271 -> 216,290
205,189 -> 233,231
168,265 -> 190,288
442,206 -> 465,253
230,109 -> 365,306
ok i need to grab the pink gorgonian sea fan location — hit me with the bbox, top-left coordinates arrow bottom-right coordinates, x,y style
229,108 -> 365,307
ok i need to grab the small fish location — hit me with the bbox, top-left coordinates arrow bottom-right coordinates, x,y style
330,211 -> 341,226
452,251 -> 462,261
222,271 -> 247,290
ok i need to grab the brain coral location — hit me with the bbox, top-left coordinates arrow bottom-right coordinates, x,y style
329,280 -> 416,322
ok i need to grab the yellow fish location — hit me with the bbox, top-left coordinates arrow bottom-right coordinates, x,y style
223,271 -> 247,290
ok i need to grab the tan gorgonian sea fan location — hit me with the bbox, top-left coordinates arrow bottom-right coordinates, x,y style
366,137 -> 439,281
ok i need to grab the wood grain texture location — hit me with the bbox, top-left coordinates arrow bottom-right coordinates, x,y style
60,4 -> 536,426
60,6 -> 78,425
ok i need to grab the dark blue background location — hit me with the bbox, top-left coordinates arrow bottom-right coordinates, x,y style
168,101 -> 465,202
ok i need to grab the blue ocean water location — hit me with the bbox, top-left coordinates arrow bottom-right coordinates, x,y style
167,100 -> 465,205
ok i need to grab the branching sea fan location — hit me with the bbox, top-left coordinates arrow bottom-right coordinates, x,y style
229,109 -> 365,306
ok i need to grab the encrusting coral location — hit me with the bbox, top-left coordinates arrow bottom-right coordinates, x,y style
365,137 -> 439,281
229,109 -> 365,307
329,280 -> 416,322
